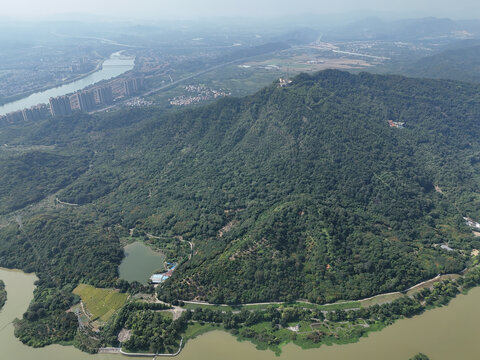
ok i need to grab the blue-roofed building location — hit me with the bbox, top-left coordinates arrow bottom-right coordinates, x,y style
150,274 -> 170,284
150,263 -> 178,284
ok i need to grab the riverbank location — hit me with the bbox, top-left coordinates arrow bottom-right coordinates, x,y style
146,266 -> 480,356
174,271 -> 466,312
2,266 -> 480,359
107,234 -> 480,356
0,51 -> 134,116
99,338 -> 183,357
0,58 -> 104,108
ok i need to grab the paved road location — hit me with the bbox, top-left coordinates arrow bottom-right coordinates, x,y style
91,47 -> 288,115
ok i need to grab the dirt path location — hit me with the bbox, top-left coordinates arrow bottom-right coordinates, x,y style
175,236 -> 194,260
55,198 -> 78,206
179,271 -> 466,309
146,233 -> 194,260
181,300 -> 284,307
171,306 -> 185,320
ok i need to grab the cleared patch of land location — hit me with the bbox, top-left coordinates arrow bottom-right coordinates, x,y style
405,274 -> 460,296
182,300 -> 360,312
297,301 -> 360,311
244,55 -> 372,73
73,284 -> 128,322
360,292 -> 405,308
359,273 -> 461,307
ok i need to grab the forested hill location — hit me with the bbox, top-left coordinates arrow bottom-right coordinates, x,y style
152,71 -> 480,303
1,70 -> 480,312
403,44 -> 480,82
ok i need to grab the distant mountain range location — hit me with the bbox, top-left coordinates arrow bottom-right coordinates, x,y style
401,41 -> 480,82
328,17 -> 480,41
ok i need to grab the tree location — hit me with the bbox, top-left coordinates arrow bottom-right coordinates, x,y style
410,353 -> 430,360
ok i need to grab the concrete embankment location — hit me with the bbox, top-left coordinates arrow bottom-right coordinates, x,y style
98,338 -> 183,358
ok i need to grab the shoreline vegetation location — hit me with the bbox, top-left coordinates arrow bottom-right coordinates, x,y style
0,265 -> 470,358
175,270 -> 461,311
0,280 -> 6,311
92,264 -> 480,356
410,354 -> 430,360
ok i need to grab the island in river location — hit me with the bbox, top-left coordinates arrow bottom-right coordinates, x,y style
0,279 -> 6,311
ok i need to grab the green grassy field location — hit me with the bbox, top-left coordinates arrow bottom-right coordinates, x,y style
73,284 -> 129,322
184,323 -> 220,339
158,310 -> 174,320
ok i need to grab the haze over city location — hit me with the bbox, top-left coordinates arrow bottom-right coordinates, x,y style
1,0 -> 480,20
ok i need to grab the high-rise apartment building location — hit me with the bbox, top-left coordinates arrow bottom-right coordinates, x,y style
49,96 -> 72,116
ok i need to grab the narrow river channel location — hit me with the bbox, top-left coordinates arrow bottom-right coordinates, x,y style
1,266 -> 479,359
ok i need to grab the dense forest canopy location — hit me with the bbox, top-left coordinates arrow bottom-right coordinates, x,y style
1,70 -> 480,343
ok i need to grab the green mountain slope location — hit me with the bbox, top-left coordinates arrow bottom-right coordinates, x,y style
0,151 -> 91,214
143,71 -> 480,303
2,70 -> 480,311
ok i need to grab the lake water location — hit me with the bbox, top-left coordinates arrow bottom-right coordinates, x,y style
118,242 -> 165,284
0,51 -> 135,116
1,266 -> 480,360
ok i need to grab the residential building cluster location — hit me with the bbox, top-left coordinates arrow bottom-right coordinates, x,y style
0,104 -> 49,125
51,77 -> 144,116
49,85 -> 114,116
124,97 -> 153,107
169,85 -> 231,106
106,76 -> 144,101
1,77 -> 144,123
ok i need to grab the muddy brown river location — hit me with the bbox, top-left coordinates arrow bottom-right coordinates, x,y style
1,267 -> 478,359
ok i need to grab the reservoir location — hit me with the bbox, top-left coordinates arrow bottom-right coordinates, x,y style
1,266 -> 480,360
118,242 -> 165,284
0,51 -> 135,116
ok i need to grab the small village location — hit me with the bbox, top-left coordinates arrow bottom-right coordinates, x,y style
169,85 -> 231,106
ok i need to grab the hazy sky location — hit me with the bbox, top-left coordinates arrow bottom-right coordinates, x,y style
1,0 -> 479,20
